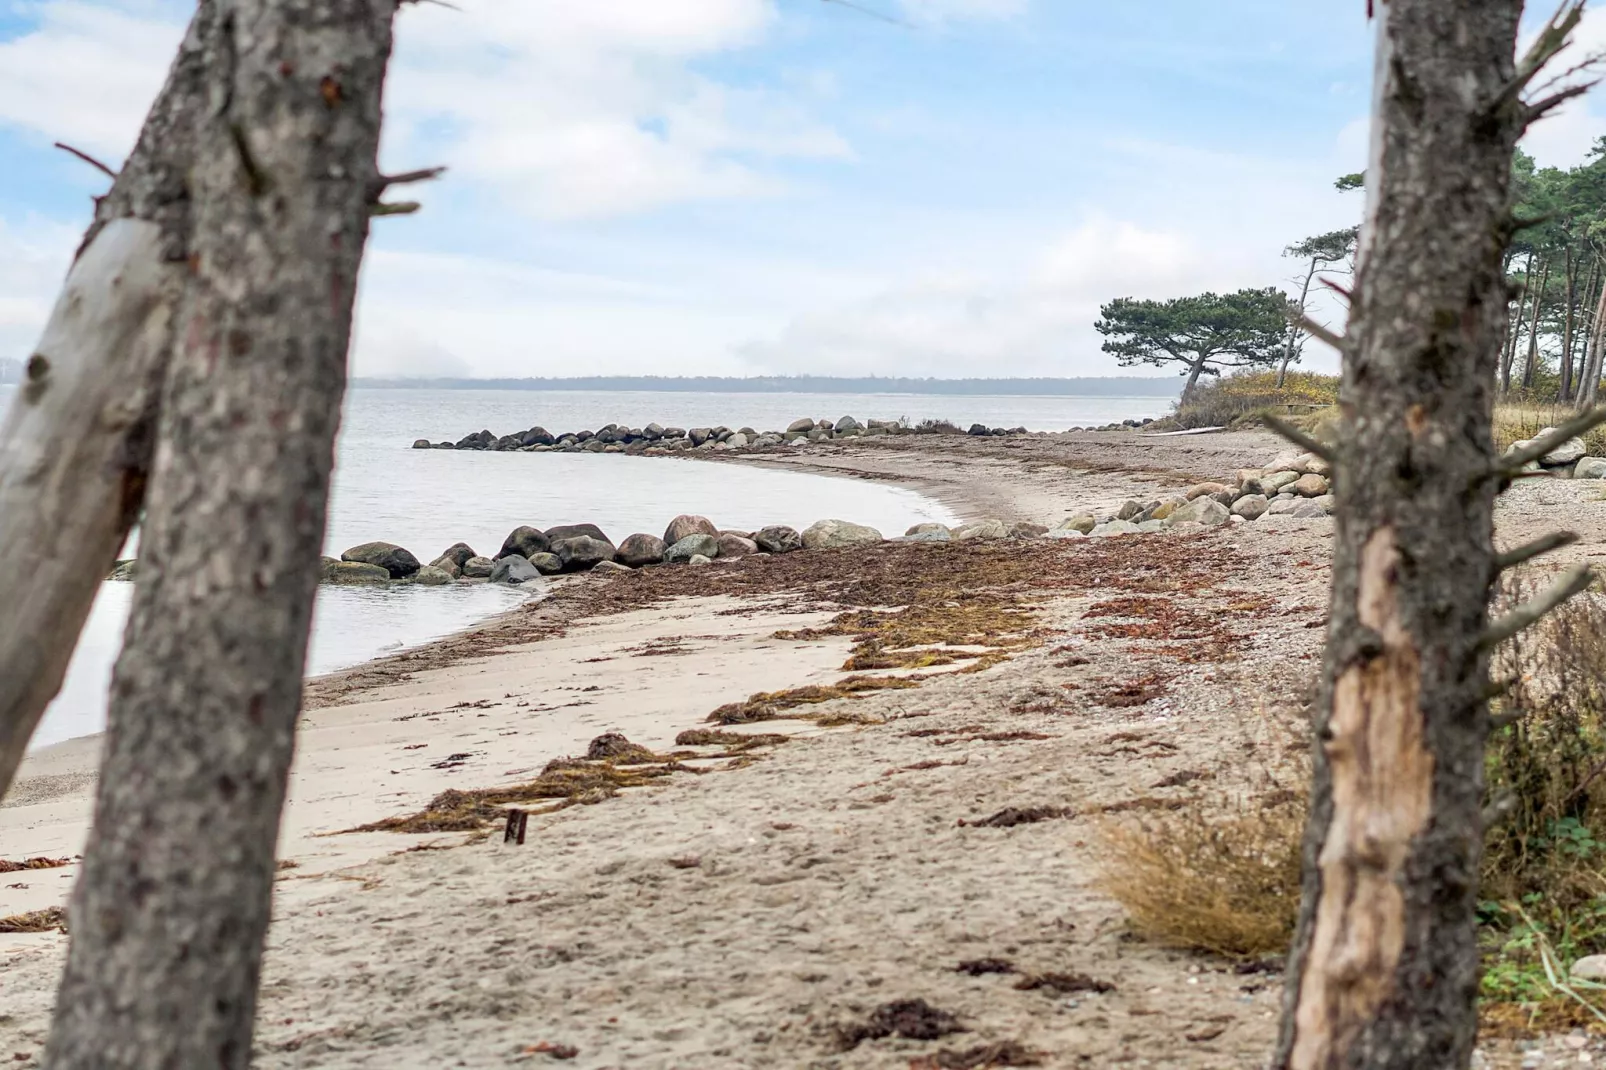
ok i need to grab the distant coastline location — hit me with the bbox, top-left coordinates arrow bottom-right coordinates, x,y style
349,375 -> 1183,398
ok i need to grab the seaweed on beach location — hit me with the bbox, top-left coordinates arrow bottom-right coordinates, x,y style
909,1041 -> 1045,1069
706,675 -> 922,724
0,856 -> 70,873
674,728 -> 792,750
0,907 -> 67,933
834,998 -> 966,1051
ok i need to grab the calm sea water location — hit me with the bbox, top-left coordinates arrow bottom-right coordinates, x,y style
5,386 -> 1169,750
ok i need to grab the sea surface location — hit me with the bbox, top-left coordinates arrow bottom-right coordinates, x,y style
3,386 -> 1170,750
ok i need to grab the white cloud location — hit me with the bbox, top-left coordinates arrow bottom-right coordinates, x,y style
0,217 -> 80,359
897,0 -> 1027,21
1516,5 -> 1606,167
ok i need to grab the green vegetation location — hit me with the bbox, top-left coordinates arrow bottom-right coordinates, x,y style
1094,288 -> 1290,397
1161,368 -> 1339,431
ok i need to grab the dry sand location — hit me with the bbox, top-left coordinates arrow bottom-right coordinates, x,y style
1,428 -> 1600,1069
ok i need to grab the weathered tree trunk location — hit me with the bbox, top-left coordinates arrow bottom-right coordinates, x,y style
1521,256 -> 1550,390
1182,352 -> 1212,398
1561,246 -> 1576,401
1500,251 -> 1521,389
43,0 -> 396,1064
1281,259 -> 1322,388
0,9 -> 207,801
1273,2 -> 1526,1067
1578,263 -> 1606,411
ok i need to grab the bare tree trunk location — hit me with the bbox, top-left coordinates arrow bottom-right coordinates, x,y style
1561,245 -> 1576,401
1502,251 -> 1535,394
0,11 -> 206,801
1579,262 -> 1606,411
43,0 -> 396,1064
1273,1 -> 1526,1067
1281,259 -> 1321,388
1521,256 -> 1550,390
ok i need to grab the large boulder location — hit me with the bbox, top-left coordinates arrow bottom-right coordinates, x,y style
952,518 -> 1009,541
321,557 -> 390,584
1230,494 -> 1270,521
664,514 -> 718,545
1539,432 -> 1588,465
1010,521 -> 1050,538
1171,497 -> 1231,527
1184,482 -> 1233,501
905,522 -> 952,538
665,534 -> 720,563
412,439 -> 431,449
412,565 -> 454,586
1056,515 -> 1097,535
1266,498 -> 1327,519
341,541 -> 421,578
552,536 -> 617,571
802,519 -> 883,550
428,555 -> 462,579
1256,471 -> 1300,495
717,533 -> 759,558
1116,499 -> 1146,521
461,555 -> 495,578
1291,473 -> 1330,498
1576,457 -> 1606,480
726,432 -> 749,448
527,552 -> 563,574
1088,519 -> 1142,537
834,415 -> 862,433
436,542 -> 477,569
489,555 -> 542,585
787,417 -> 816,433
1149,497 -> 1188,521
617,533 -> 667,567
496,526 -> 548,560
754,525 -> 803,554
544,523 -> 609,545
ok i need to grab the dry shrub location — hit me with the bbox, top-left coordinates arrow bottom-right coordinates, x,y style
1492,403 -> 1606,455
1165,369 -> 1339,431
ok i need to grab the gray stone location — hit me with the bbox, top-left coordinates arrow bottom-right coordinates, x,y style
834,415 -> 862,433
412,565 -> 454,586
664,514 -> 718,545
489,555 -> 541,584
427,555 -> 462,579
1089,519 -> 1142,537
952,518 -> 1009,541
617,533 -> 667,567
726,432 -> 750,448
717,533 -> 759,558
754,525 -> 803,554
1009,521 -> 1050,538
1116,499 -> 1146,521
787,417 -> 816,433
801,519 -> 883,550
412,438 -> 431,449
592,560 -> 633,574
1230,494 -> 1270,520
341,541 -> 421,578
461,555 -> 495,578
321,557 -> 391,584
1056,515 -> 1097,535
552,535 -> 617,571
1575,457 -> 1606,479
1136,520 -> 1170,533
1313,494 -> 1337,515
1571,955 -> 1606,981
898,529 -> 952,543
1544,435 -> 1588,465
688,427 -> 713,446
1171,497 -> 1231,526
1259,470 -> 1300,494
1044,527 -> 1085,539
436,542 -> 477,569
687,554 -> 713,566
665,534 -> 721,563
544,523 -> 610,545
527,552 -> 562,574
905,522 -> 952,538
1184,481 -> 1233,500
497,526 -> 548,560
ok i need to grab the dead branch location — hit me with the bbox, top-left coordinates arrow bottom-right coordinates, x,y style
1260,414 -> 1336,464
366,166 -> 446,203
1480,564 -> 1594,649
1494,531 -> 1580,572
1495,405 -> 1606,474
52,142 -> 117,180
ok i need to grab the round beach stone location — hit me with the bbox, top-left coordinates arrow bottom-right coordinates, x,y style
787,417 -> 816,433
1575,457 -> 1606,479
1150,498 -> 1187,521
436,542 -> 477,569
665,534 -> 721,563
1544,435 -> 1588,465
489,555 -> 541,585
412,439 -> 431,449
952,518 -> 1009,541
341,541 -> 421,578
834,415 -> 862,433
460,555 -> 495,578
412,565 -> 454,586
1170,497 -> 1230,526
906,522 -> 951,538
617,533 -> 667,567
1230,494 -> 1270,521
552,535 -> 617,571
717,533 -> 759,558
1089,519 -> 1142,537
1184,481 -> 1232,501
591,560 -> 632,574
801,519 -> 883,550
754,525 -> 803,554
543,523 -> 610,546
496,525 -> 548,560
1291,473 -> 1330,497
1045,527 -> 1085,539
1572,955 -> 1606,981
427,555 -> 462,579
687,553 -> 713,566
1116,499 -> 1146,521
321,558 -> 391,584
664,514 -> 718,545
1056,515 -> 1097,535
1009,521 -> 1050,538
527,552 -> 562,574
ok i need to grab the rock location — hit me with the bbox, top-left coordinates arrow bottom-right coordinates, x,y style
1292,473 -> 1330,497
688,554 -> 713,566
967,424 -> 990,436
688,427 -> 713,446
899,528 -> 952,543
617,533 -> 667,567
1056,515 -> 1097,535
1185,481 -> 1233,501
591,560 -> 632,574
952,518 -> 1009,541
1150,498 -> 1187,521
412,439 -> 431,449
644,423 -> 665,440
107,559 -> 138,581
1259,471 -> 1300,494
1136,519 -> 1170,533
787,417 -> 816,433
341,541 -> 421,578
834,415 -> 862,433
552,535 -> 617,571
488,555 -> 541,584
1089,519 -> 1142,537
726,432 -> 750,448
544,523 -> 609,545
1230,494 -> 1270,520
1543,435 -> 1588,465
1009,521 -> 1050,538
754,525 -> 804,554
1045,527 -> 1085,539
1171,497 -> 1231,526
665,534 -> 721,563
437,542 -> 477,568
428,555 -> 462,579
906,522 -> 952,538
1572,955 -> 1606,982
717,533 -> 759,558
321,557 -> 391,584
412,565 -> 454,586
1265,497 -> 1326,518
461,555 -> 495,578
801,519 -> 884,550
496,525 -> 548,560
1575,457 -> 1606,479
664,514 -> 718,545
1116,499 -> 1146,521
1235,468 -> 1266,487
1300,454 -> 1332,477
527,552 -> 562,574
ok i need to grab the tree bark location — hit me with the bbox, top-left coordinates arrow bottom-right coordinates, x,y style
43,0 -> 395,1065
1281,259 -> 1321,388
1578,261 -> 1606,411
1272,2 -> 1523,1068
1182,351 -> 1212,398
1561,245 -> 1576,402
0,9 -> 207,801
1521,256 -> 1550,390
1502,251 -> 1536,394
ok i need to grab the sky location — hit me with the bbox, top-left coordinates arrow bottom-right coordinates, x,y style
1,1 -> 1604,381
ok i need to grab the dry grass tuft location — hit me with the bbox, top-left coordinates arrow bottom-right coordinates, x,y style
1492,403 -> 1606,456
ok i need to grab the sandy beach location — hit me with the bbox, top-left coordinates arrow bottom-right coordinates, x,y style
2,428 -> 1599,1068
